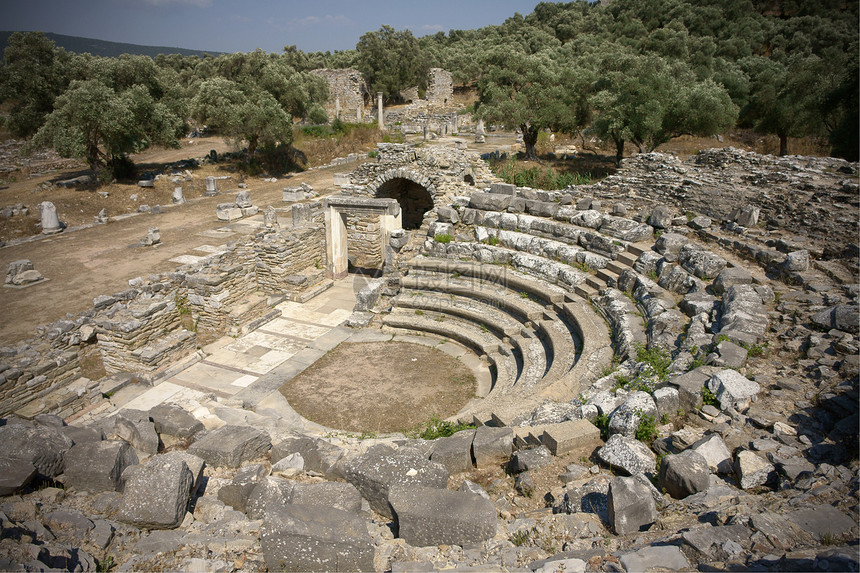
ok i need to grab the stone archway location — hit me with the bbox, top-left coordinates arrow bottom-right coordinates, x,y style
373,177 -> 434,230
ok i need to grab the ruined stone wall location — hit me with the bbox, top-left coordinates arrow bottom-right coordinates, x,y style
346,213 -> 384,269
426,68 -> 453,107
342,143 -> 499,212
0,223 -> 330,419
254,225 -> 326,295
310,68 -> 369,121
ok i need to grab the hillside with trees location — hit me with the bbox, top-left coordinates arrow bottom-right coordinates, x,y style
1,0 -> 856,185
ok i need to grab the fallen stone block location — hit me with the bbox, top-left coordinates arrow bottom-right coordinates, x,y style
217,463 -> 268,513
343,447 -> 448,520
618,545 -> 689,572
597,434 -> 656,476
389,484 -> 497,547
188,425 -> 271,468
0,456 -> 36,495
117,455 -> 193,529
658,450 -> 710,499
471,426 -> 513,468
261,504 -> 374,572
608,476 -> 657,535
148,404 -> 204,439
63,440 -> 138,493
291,481 -> 363,514
0,424 -> 73,478
734,450 -> 775,489
540,419 -> 600,456
428,429 -> 475,474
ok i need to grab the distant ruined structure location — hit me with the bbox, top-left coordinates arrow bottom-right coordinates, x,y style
310,68 -> 369,121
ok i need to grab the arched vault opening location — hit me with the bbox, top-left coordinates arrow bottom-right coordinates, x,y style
374,177 -> 434,230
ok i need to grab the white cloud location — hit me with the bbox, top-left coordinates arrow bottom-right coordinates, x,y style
420,24 -> 445,32
282,13 -> 352,30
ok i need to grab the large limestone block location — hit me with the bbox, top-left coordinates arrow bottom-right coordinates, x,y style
271,435 -> 344,479
734,450 -> 775,489
428,430 -> 475,474
469,191 -> 512,211
0,425 -> 73,478
291,481 -> 363,514
540,419 -> 600,456
388,484 -> 497,547
597,434 -> 656,476
343,448 -> 448,519
64,440 -> 138,493
0,456 -> 36,495
690,434 -> 733,474
471,426 -> 513,467
148,404 -> 204,439
658,450 -> 710,499
117,455 -> 193,529
707,369 -> 760,411
261,504 -> 374,572
608,476 -> 657,535
246,476 -> 295,520
188,425 -> 271,468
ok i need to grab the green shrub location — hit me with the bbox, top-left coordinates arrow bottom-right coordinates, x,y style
434,234 -> 452,244
635,412 -> 658,442
702,385 -> 718,407
635,343 -> 672,383
594,412 -> 610,441
410,416 -> 475,440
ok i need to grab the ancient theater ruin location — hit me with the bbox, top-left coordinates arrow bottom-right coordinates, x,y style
0,136 -> 857,571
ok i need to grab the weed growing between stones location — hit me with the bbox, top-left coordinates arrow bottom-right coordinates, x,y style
407,416 -> 476,440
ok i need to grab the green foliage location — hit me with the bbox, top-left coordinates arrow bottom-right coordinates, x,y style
32,78 -> 181,182
594,412 -> 610,441
434,233 -> 452,244
742,341 -> 769,358
701,385 -> 718,408
510,530 -> 530,547
356,26 -> 429,100
96,556 -> 115,572
635,343 -> 672,383
410,416 -> 476,440
491,157 -> 592,189
635,412 -> 658,442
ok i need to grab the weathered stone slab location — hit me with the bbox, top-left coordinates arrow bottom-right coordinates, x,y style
64,440 -> 138,493
0,424 -> 73,478
217,463 -> 268,512
188,426 -> 271,468
0,456 -> 36,495
428,430 -> 475,474
707,369 -> 760,411
540,419 -> 600,456
597,434 -> 656,476
618,545 -> 689,572
389,484 -> 497,547
117,455 -> 193,529
291,481 -> 364,514
343,448 -> 448,519
148,404 -> 204,439
608,476 -> 657,535
469,192 -> 512,211
246,476 -> 295,520
658,450 -> 710,499
261,504 -> 374,572
734,450 -> 775,489
471,426 -> 513,468
787,504 -> 858,542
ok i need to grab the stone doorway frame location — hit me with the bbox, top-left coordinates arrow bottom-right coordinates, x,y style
323,196 -> 402,280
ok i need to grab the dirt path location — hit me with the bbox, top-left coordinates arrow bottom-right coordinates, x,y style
0,163 -> 343,346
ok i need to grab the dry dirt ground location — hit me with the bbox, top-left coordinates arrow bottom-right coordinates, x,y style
279,341 -> 477,434
0,137 -> 349,346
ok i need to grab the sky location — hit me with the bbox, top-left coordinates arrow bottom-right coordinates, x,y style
1,0 -> 545,54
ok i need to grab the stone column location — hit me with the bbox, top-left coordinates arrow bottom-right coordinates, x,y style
450,113 -> 458,134
377,92 -> 384,130
356,105 -> 362,122
172,187 -> 185,204
39,201 -> 61,234
325,206 -> 349,280
204,176 -> 217,196
475,119 -> 486,143
334,95 -> 340,120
